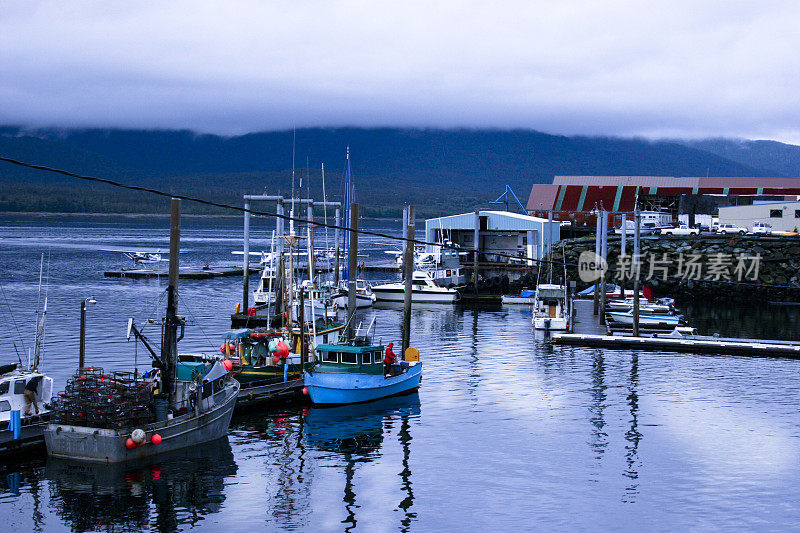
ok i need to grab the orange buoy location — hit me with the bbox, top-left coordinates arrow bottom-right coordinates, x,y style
223,359 -> 233,372
125,438 -> 136,449
151,433 -> 162,445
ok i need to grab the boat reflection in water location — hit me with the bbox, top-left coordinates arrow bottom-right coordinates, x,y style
304,393 -> 421,532
45,437 -> 237,532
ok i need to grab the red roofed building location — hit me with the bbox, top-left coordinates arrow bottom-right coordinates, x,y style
527,176 -> 800,226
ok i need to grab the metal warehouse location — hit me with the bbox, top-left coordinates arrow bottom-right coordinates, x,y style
527,176 -> 800,226
425,210 -> 561,263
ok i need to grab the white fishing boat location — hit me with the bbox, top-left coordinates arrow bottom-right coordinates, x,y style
372,271 -> 459,303
532,284 -> 571,330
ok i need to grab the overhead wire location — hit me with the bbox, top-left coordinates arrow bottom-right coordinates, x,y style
0,155 -> 786,289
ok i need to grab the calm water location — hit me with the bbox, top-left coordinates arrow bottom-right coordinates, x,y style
1,214 -> 800,532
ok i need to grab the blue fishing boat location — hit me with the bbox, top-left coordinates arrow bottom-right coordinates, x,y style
304,340 -> 422,406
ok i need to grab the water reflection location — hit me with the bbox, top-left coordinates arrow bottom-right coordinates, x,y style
588,351 -> 608,463
623,353 -> 642,502
304,394 -> 421,531
46,437 -> 237,532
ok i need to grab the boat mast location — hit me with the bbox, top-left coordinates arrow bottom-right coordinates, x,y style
342,147 -> 350,282
160,198 -> 181,402
33,253 -> 47,371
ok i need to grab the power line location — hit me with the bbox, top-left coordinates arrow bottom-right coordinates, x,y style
0,156 -> 788,289
0,155 -> 550,266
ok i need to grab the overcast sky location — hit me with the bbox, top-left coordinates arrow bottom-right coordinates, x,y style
2,1 -> 799,142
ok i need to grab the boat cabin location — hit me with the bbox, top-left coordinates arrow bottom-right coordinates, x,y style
536,284 -> 567,318
314,343 -> 385,374
0,364 -> 54,423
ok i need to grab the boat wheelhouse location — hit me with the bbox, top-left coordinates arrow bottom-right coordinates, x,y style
532,283 -> 571,330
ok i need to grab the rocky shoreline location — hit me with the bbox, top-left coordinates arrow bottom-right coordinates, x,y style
512,235 -> 800,302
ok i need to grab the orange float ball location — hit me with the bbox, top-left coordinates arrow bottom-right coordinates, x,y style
223,359 -> 233,372
125,438 -> 136,449
151,433 -> 162,445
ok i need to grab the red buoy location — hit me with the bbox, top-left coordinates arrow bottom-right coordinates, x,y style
276,341 -> 289,358
125,438 -> 136,449
302,387 -> 309,396
223,359 -> 233,372
151,433 -> 162,445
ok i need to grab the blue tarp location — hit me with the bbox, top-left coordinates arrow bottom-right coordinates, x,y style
222,328 -> 251,339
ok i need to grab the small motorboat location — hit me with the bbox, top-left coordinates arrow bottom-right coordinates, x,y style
331,279 -> 377,309
502,288 -> 536,304
371,271 -> 459,303
532,284 -> 571,330
304,339 -> 422,406
606,297 -> 676,314
606,310 -> 685,328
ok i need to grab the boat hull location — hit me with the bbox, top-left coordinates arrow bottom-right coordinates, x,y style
607,312 -> 680,327
533,316 -> 568,330
304,363 -> 422,406
372,287 -> 457,303
44,381 -> 239,464
331,292 -> 375,308
502,296 -> 536,304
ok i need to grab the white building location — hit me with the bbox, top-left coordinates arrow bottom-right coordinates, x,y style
718,201 -> 800,233
425,210 -> 561,264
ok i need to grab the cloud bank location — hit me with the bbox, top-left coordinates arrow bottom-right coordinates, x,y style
1,1 -> 799,141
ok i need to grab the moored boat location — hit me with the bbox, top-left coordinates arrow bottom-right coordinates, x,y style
304,340 -> 422,406
501,288 -> 536,304
372,271 -> 459,303
532,284 -> 571,330
331,279 -> 376,309
44,199 -> 239,464
607,309 -> 684,327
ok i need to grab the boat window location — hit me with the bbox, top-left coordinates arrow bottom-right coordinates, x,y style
412,280 -> 426,286
0,400 -> 10,412
362,352 -> 372,364
0,381 -> 7,395
373,351 -> 382,363
14,380 -> 25,394
322,351 -> 338,363
340,352 -> 358,364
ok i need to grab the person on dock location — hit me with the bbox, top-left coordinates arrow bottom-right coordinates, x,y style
24,375 -> 43,416
384,343 -> 397,376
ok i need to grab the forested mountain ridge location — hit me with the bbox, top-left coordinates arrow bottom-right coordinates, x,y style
0,126 -> 792,217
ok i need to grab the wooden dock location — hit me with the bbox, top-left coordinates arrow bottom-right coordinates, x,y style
234,378 -> 305,411
105,266 -> 260,279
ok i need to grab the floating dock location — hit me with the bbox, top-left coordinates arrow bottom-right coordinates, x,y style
234,378 -> 305,411
0,417 -> 48,459
553,332 -> 800,358
105,266 -> 260,279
